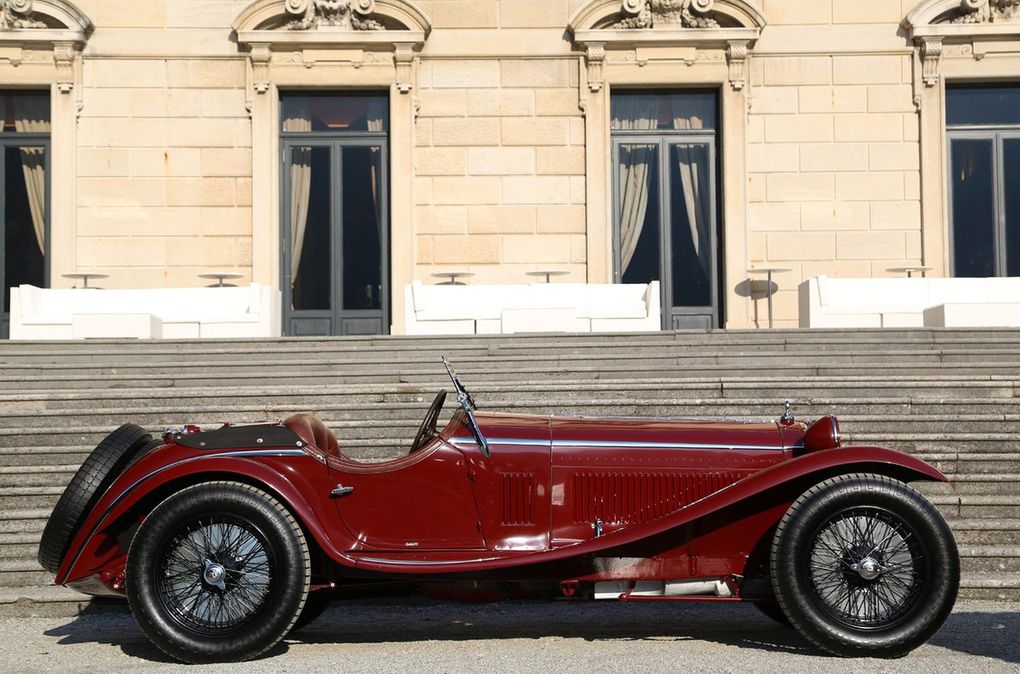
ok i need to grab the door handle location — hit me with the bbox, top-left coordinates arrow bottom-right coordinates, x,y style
331,484 -> 354,498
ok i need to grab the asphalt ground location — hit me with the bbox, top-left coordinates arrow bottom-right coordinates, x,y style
1,599 -> 1016,673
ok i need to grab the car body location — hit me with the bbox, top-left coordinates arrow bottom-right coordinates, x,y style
40,360 -> 959,663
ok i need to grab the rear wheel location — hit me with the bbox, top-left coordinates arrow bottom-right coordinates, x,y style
770,473 -> 958,658
127,481 -> 310,663
38,424 -> 154,574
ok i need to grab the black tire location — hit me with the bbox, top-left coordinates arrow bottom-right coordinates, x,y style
290,591 -> 332,632
126,481 -> 310,664
38,423 -> 154,574
770,473 -> 959,658
753,600 -> 792,627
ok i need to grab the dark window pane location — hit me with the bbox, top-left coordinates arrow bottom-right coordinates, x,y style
947,85 -> 1020,127
281,93 -> 388,133
4,146 -> 46,314
290,146 -> 332,311
611,90 -> 717,132
618,144 -> 660,284
342,146 -> 384,310
1006,139 -> 1020,276
0,92 -> 50,134
951,139 -> 996,277
670,143 -> 712,307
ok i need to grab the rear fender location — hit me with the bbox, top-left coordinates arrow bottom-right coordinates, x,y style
57,452 -> 352,586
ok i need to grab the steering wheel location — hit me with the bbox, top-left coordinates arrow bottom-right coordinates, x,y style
409,390 -> 446,454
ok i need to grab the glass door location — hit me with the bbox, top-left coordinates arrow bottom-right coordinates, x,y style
280,92 -> 389,336
282,140 -> 388,336
611,90 -> 720,330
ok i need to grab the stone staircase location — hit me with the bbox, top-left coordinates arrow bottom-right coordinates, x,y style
1,328 -> 1018,615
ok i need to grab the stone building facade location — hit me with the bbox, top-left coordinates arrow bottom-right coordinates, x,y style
0,0 -> 1017,335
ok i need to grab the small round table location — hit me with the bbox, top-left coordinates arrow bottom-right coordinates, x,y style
887,265 -> 933,279
526,270 -> 570,284
748,266 -> 793,329
62,272 -> 109,289
430,271 -> 475,286
198,272 -> 245,288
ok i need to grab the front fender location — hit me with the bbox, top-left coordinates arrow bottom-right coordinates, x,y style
56,448 -> 343,586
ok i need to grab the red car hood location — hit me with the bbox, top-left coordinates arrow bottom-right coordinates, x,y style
465,411 -> 798,450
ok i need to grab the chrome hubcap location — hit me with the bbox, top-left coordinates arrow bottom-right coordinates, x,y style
202,560 -> 227,590
854,557 -> 881,581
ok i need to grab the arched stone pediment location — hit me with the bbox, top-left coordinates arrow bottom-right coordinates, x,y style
568,0 -> 766,92
233,0 -> 430,37
905,0 -> 1020,86
0,0 -> 92,40
906,0 -> 1020,31
569,0 -> 766,33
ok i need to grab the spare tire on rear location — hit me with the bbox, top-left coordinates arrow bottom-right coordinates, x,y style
37,423 -> 155,575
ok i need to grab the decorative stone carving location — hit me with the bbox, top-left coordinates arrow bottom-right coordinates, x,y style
285,0 -> 383,30
951,0 -> 1020,24
0,0 -> 46,28
250,42 -> 272,94
393,41 -> 414,93
613,0 -> 719,29
726,39 -> 748,90
920,37 -> 943,87
585,42 -> 606,92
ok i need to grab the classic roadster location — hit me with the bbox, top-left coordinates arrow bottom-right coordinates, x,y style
39,358 -> 958,663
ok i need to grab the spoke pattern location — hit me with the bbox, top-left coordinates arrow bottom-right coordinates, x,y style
807,507 -> 924,629
156,516 -> 273,635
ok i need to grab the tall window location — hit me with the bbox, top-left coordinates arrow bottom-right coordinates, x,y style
1,91 -> 50,339
947,84 -> 1020,277
281,92 -> 388,336
611,90 -> 720,329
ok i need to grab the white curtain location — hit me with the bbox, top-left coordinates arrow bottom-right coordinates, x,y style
283,99 -> 312,279
612,96 -> 659,274
12,96 -> 48,255
673,107 -> 711,282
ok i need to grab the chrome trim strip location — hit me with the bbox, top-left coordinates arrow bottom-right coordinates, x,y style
357,555 -> 501,566
449,437 -> 798,451
449,437 -> 549,447
63,448 -> 309,582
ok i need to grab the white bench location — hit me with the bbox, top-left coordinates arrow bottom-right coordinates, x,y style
9,284 -> 281,339
799,276 -> 1020,328
404,281 -> 661,335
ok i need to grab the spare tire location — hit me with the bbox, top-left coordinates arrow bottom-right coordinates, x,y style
38,423 -> 155,575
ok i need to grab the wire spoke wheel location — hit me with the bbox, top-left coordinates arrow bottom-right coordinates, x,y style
127,482 -> 310,664
770,473 -> 959,658
157,516 -> 274,635
807,507 -> 924,629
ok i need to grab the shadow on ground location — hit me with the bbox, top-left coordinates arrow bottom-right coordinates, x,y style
43,599 -> 1018,664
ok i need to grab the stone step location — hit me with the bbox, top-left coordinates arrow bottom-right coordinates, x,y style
957,572 -> 1020,601
0,509 -> 48,534
3,362 -> 1020,391
1,329 -> 1018,357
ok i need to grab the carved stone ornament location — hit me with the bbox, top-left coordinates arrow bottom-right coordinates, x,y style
613,0 -> 719,29
0,0 -> 46,29
951,0 -> 1020,23
285,0 -> 383,30
920,37 -> 943,86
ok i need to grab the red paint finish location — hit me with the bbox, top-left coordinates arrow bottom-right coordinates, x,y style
51,405 -> 949,602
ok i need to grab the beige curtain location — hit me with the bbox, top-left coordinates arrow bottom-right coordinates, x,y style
613,96 -> 659,273
12,96 -> 48,255
673,106 -> 711,281
284,99 -> 313,279
366,97 -> 386,243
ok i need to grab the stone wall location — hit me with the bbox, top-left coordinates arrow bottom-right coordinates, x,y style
23,0 -> 987,329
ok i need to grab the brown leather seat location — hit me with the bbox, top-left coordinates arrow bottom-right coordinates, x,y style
284,413 -> 342,459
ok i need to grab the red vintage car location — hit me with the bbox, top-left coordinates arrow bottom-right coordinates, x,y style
38,358 -> 958,663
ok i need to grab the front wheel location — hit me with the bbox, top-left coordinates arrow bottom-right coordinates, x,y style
770,473 -> 958,658
127,481 -> 310,663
